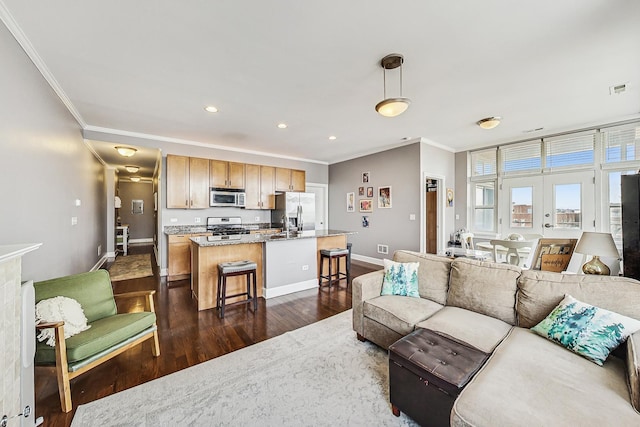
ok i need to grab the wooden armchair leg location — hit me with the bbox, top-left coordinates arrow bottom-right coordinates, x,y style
54,325 -> 72,413
152,329 -> 161,357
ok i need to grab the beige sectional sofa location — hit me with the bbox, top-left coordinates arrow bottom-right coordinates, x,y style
352,250 -> 640,426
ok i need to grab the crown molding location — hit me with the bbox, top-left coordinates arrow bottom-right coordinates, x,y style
0,1 -> 86,128
83,125 -> 330,165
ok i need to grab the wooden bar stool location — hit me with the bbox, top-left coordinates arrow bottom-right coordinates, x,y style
319,248 -> 350,289
217,260 -> 258,318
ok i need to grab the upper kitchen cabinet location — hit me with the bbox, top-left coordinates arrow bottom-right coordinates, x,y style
166,155 -> 210,209
210,160 -> 246,189
275,168 -> 306,192
245,164 -> 275,209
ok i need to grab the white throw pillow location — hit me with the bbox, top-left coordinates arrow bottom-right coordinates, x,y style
35,296 -> 91,346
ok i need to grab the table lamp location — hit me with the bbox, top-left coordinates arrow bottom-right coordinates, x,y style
574,232 -> 619,275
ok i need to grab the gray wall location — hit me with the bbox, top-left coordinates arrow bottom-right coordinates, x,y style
0,24 -> 106,281
118,182 -> 155,240
454,151 -> 468,230
329,143 -> 423,260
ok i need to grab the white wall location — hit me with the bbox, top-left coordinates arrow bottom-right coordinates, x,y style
0,23 -> 106,281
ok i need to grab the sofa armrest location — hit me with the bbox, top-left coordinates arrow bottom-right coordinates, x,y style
627,330 -> 640,412
352,270 -> 384,337
113,290 -> 157,313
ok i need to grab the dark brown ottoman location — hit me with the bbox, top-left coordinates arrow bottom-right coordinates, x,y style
389,328 -> 489,427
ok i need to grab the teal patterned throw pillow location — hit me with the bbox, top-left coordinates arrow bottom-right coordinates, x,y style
380,259 -> 420,298
531,294 -> 640,366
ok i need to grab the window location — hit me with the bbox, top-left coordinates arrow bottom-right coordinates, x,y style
473,182 -> 495,232
545,132 -> 595,170
510,187 -> 533,228
500,141 -> 542,175
553,183 -> 581,229
603,124 -> 640,164
470,149 -> 497,178
607,170 -> 636,248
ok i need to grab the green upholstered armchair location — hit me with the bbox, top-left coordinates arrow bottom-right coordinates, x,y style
34,269 -> 160,413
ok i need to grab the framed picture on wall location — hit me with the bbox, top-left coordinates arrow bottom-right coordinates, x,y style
362,172 -> 370,183
358,186 -> 365,196
346,192 -> 355,212
362,216 -> 370,228
378,186 -> 392,208
359,199 -> 373,212
367,187 -> 373,197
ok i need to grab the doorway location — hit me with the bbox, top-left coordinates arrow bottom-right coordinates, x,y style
424,176 -> 442,254
306,183 -> 328,230
499,170 -> 595,239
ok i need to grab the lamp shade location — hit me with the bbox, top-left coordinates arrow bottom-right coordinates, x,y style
575,232 -> 619,258
375,98 -> 411,117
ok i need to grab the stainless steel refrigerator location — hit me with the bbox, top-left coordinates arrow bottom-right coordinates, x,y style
271,192 -> 316,231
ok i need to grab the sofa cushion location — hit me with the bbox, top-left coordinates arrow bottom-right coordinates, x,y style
380,259 -> 420,298
363,295 -> 443,337
517,270 -> 640,328
35,270 -> 117,323
451,328 -> 640,427
393,251 -> 452,305
531,294 -> 640,366
416,307 -> 512,354
35,311 -> 157,365
447,258 -> 521,325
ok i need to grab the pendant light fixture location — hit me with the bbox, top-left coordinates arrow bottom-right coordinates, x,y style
375,53 -> 411,117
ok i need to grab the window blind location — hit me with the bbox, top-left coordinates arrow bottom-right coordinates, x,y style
470,149 -> 497,178
500,141 -> 542,175
544,131 -> 595,169
602,124 -> 640,164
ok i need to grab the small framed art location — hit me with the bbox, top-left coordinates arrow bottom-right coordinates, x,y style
378,186 -> 392,208
359,199 -> 373,212
347,192 -> 355,212
366,187 -> 373,197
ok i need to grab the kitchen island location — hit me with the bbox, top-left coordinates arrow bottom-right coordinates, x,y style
190,230 -> 354,311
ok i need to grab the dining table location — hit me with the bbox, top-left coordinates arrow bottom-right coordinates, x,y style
476,239 -> 535,267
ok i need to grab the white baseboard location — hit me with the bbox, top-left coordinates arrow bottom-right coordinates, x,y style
130,238 -> 153,244
91,255 -> 109,271
262,279 -> 318,299
351,254 -> 384,266
160,268 -> 168,277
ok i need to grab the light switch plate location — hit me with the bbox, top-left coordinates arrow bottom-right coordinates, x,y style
71,216 -> 78,225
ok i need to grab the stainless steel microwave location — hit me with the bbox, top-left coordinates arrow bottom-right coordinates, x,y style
210,188 -> 246,207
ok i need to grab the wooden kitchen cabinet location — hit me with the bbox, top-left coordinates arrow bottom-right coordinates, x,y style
275,168 -> 306,192
168,233 -> 208,281
210,160 -> 245,189
166,155 -> 209,209
245,164 -> 275,209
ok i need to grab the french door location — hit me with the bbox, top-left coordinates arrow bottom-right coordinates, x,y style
499,171 -> 595,239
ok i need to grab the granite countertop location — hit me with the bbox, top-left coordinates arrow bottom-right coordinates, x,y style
190,229 -> 356,247
164,223 -> 273,235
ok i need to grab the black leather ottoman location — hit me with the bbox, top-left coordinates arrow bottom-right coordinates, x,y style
389,328 -> 489,427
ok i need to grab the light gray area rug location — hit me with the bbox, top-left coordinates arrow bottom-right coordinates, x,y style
71,310 -> 419,426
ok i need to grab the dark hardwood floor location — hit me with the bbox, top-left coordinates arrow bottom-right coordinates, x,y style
35,245 -> 381,427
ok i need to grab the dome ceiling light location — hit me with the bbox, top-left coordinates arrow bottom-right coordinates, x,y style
115,146 -> 137,157
125,165 -> 139,173
375,53 -> 411,118
477,116 -> 502,129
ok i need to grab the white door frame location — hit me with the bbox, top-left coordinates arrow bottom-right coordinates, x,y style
306,182 -> 328,230
421,172 -> 446,253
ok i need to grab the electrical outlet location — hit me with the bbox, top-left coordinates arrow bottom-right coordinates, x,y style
194,217 -> 201,223
409,214 -> 416,220
71,216 -> 78,226
302,265 -> 309,271
97,245 -> 101,256
75,199 -> 82,207
254,216 -> 260,222
170,218 -> 178,223
377,244 -> 389,254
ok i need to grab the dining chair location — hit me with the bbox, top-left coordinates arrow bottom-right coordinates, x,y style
460,232 -> 475,250
489,239 -> 533,266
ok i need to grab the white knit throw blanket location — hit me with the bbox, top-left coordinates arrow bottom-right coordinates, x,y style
35,296 -> 91,346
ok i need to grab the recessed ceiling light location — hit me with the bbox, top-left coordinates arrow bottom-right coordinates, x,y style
115,146 -> 137,157
329,135 -> 337,140
125,165 -> 139,173
204,105 -> 218,113
477,117 -> 502,129
277,123 -> 288,129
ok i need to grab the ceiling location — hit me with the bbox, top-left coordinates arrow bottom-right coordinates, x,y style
85,140 -> 160,182
2,1 -> 639,167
